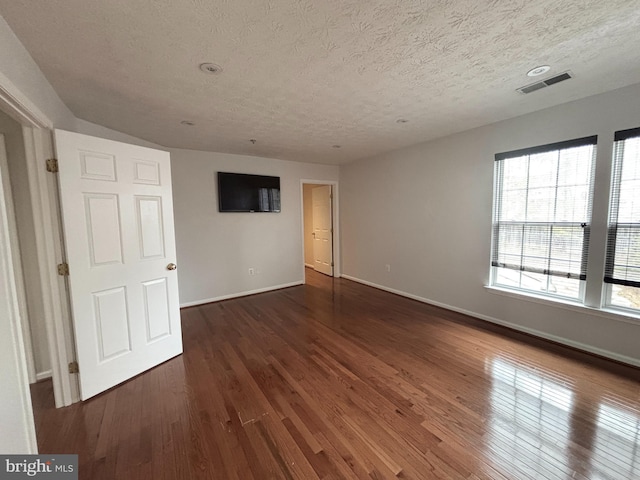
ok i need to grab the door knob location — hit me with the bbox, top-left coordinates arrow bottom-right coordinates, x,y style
167,263 -> 177,270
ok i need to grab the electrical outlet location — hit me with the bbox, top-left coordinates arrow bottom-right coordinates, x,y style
248,268 -> 255,275
385,264 -> 391,272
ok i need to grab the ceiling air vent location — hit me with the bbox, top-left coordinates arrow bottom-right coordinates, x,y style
517,71 -> 573,94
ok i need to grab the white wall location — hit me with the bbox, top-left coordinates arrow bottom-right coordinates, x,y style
171,149 -> 338,306
1,16 -> 162,147
0,16 -> 75,129
340,82 -> 640,366
74,118 -> 164,149
0,110 -> 50,377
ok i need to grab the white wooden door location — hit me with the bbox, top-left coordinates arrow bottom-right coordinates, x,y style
312,185 -> 333,276
55,130 -> 182,400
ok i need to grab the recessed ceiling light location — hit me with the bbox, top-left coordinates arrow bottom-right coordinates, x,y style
396,119 -> 408,123
199,63 -> 223,74
332,145 -> 341,149
180,120 -> 195,126
527,65 -> 551,77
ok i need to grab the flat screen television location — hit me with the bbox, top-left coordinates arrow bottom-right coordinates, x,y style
217,172 -> 281,212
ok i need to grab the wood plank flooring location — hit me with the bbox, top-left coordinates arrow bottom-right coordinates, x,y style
31,269 -> 640,479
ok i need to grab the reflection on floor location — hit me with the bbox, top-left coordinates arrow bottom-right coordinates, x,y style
489,356 -> 639,479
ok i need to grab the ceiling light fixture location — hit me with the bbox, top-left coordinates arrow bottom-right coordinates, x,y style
527,65 -> 551,77
199,63 -> 223,74
332,145 -> 341,148
249,139 -> 257,144
180,120 -> 195,126
396,119 -> 408,123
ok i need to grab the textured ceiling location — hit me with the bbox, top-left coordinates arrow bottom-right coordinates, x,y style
1,1 -> 640,165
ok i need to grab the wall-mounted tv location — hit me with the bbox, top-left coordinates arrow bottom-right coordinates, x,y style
217,172 -> 281,212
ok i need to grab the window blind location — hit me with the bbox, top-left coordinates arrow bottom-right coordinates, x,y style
492,136 -> 597,281
604,127 -> 640,288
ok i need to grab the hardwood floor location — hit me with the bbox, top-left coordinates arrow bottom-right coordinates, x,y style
32,269 -> 640,479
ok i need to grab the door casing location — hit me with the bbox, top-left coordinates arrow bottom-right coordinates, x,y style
312,185 -> 334,276
300,179 -> 340,280
0,74 -> 79,407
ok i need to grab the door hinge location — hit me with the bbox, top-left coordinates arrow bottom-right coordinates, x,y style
57,263 -> 69,276
46,158 -> 59,173
68,361 -> 79,374
331,262 -> 334,267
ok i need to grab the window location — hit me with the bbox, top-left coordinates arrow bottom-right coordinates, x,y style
491,136 -> 597,300
605,127 -> 640,310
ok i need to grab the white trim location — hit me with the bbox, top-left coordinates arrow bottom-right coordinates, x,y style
0,134 -> 36,383
0,74 -> 76,407
341,274 -> 640,368
0,139 -> 38,453
584,135 -> 614,309
40,130 -> 79,404
0,71 -> 53,129
180,281 -> 304,308
36,370 -> 53,382
485,285 -> 640,326
23,127 -> 78,407
300,179 -> 340,280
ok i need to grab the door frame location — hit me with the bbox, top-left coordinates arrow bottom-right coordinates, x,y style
0,130 -> 38,453
0,72 -> 79,407
0,133 -> 36,384
300,179 -> 340,279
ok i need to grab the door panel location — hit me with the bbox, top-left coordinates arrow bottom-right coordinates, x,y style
133,159 -> 161,185
79,150 -> 116,181
93,286 -> 131,361
142,278 -> 171,342
84,194 -> 123,265
55,129 -> 182,400
135,196 -> 165,259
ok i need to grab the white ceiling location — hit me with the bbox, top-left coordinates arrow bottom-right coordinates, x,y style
1,1 -> 640,165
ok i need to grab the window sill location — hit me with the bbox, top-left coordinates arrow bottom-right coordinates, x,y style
484,285 -> 640,326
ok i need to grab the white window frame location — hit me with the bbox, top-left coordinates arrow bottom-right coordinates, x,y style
490,136 -> 597,303
603,127 -> 640,314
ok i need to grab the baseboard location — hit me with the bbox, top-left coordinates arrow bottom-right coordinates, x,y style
35,370 -> 52,382
340,274 -> 640,368
180,281 -> 304,308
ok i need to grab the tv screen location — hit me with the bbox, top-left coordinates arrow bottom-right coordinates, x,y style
217,172 -> 281,212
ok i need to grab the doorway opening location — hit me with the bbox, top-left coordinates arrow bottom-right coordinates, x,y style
302,181 -> 338,281
0,99 -> 80,405
0,94 -> 73,452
